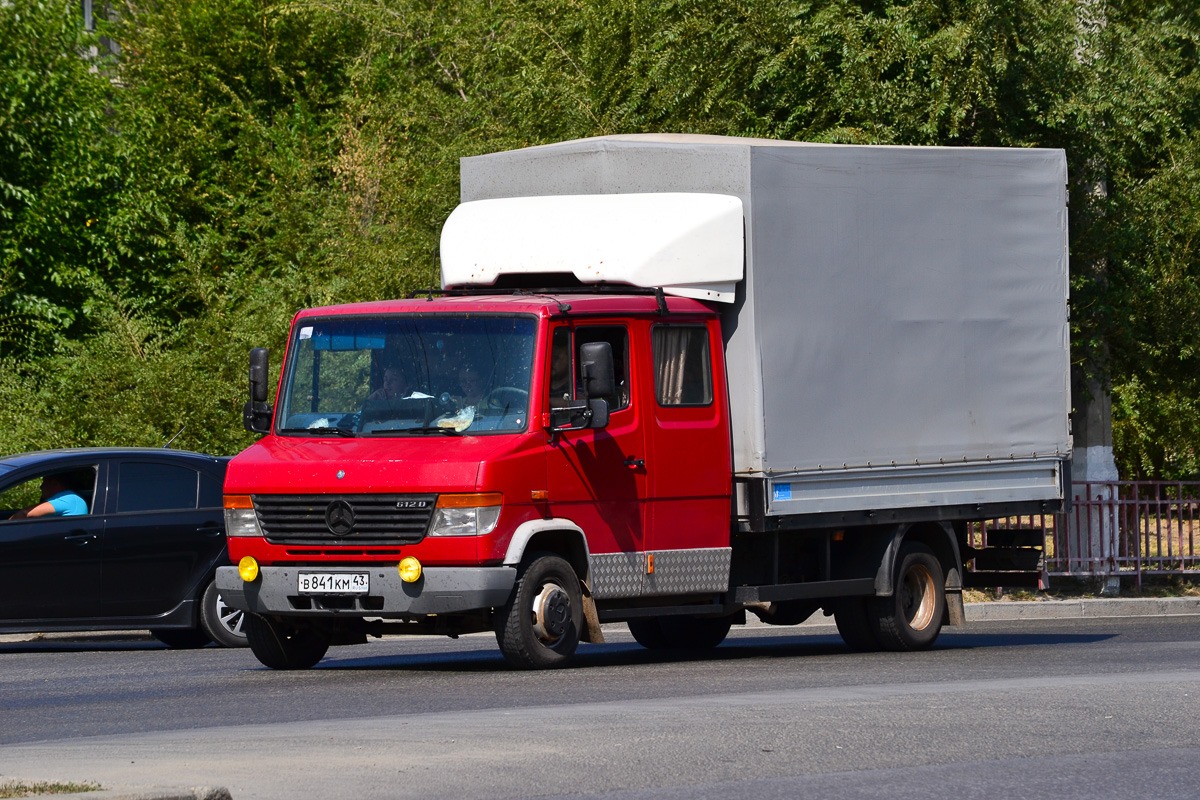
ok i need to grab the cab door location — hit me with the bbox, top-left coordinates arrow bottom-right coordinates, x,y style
544,322 -> 648,597
641,320 -> 733,595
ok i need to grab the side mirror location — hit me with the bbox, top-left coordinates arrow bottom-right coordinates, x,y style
244,347 -> 273,434
249,347 -> 270,403
579,342 -> 615,398
547,398 -> 609,434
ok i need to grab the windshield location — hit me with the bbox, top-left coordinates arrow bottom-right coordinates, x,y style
277,314 -> 536,436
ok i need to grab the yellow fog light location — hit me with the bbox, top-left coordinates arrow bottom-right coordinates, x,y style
398,557 -> 422,583
238,556 -> 259,582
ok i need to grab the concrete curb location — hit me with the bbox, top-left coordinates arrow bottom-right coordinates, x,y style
962,596 -> 1200,622
0,785 -> 230,800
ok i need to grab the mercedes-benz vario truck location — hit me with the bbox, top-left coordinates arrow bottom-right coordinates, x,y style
217,134 -> 1071,670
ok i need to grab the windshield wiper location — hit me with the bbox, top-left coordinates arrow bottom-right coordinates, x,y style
276,425 -> 357,437
371,425 -> 461,436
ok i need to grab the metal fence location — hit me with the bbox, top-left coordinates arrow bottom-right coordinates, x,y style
973,481 -> 1200,589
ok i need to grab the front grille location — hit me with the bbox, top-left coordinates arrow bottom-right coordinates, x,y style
254,494 -> 436,545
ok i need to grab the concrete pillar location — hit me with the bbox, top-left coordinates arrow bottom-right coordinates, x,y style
1069,374 -> 1121,594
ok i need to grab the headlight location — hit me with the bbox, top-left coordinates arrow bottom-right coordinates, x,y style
428,493 -> 502,536
223,496 -> 262,537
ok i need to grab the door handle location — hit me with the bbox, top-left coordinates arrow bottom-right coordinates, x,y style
63,533 -> 97,545
623,457 -> 645,469
196,523 -> 223,537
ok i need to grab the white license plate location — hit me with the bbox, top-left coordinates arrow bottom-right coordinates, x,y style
297,572 -> 369,595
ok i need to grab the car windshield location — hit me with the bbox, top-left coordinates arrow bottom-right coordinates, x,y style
277,314 -> 536,436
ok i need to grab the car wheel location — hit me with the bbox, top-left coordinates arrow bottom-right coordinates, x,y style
150,627 -> 211,649
495,552 -> 582,669
244,613 -> 330,670
199,581 -> 248,648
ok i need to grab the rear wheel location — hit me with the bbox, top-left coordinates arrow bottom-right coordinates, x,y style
833,597 -> 880,652
244,613 -> 330,669
199,581 -> 248,648
495,553 -> 582,669
870,542 -> 945,651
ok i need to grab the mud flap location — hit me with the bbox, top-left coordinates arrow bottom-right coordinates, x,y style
579,579 -> 605,644
945,589 -> 966,626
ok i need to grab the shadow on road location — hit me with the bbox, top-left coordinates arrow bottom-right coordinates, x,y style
306,629 -> 1117,673
0,635 -> 184,654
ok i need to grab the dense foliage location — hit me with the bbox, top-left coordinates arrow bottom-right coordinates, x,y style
0,0 -> 1197,476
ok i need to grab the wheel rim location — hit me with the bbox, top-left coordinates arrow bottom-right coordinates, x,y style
899,564 -> 937,631
216,592 -> 246,638
531,582 -> 571,645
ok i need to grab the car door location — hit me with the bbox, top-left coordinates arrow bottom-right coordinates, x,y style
544,322 -> 648,597
0,461 -> 105,621
98,459 -> 224,619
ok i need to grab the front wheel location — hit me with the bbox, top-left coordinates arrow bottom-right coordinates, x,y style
870,541 -> 945,651
495,553 -> 582,669
244,613 -> 330,669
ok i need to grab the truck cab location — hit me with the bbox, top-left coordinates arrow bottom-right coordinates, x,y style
218,292 -> 734,669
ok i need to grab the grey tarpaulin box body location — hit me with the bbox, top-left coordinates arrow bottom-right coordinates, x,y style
460,134 -> 1071,520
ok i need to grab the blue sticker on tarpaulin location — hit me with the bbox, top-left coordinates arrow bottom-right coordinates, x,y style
773,483 -> 792,501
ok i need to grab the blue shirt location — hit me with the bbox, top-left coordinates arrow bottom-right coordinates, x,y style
47,490 -> 87,517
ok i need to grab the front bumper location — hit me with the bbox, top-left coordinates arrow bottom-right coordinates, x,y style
215,565 -> 517,618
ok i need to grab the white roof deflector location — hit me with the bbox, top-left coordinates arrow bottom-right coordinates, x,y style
439,193 -> 745,302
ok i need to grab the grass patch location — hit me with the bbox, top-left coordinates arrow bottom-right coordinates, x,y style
0,781 -> 102,798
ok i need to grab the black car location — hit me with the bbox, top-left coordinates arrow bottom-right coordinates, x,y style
0,448 -> 246,648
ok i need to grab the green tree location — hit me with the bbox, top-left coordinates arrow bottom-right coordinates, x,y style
0,0 -> 118,355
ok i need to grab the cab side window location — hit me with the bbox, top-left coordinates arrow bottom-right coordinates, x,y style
652,325 -> 713,406
548,326 -> 631,412
117,463 -> 199,513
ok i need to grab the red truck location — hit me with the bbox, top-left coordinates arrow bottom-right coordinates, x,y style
217,135 -> 1071,670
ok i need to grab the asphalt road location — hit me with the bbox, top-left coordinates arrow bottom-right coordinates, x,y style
1,616 -> 1199,799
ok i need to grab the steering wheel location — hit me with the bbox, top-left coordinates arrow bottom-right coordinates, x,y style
483,387 -> 529,411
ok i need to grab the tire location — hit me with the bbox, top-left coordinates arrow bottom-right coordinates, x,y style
870,541 -> 946,651
199,581 -> 249,648
627,618 -> 670,649
244,613 -> 330,670
833,597 -> 880,652
627,616 -> 732,649
495,553 -> 582,669
150,627 -> 211,649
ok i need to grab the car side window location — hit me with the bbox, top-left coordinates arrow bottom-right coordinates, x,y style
0,466 -> 98,520
117,462 -> 199,513
200,472 -> 224,509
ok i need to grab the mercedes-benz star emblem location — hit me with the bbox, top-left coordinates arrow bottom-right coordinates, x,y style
325,499 -> 356,537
